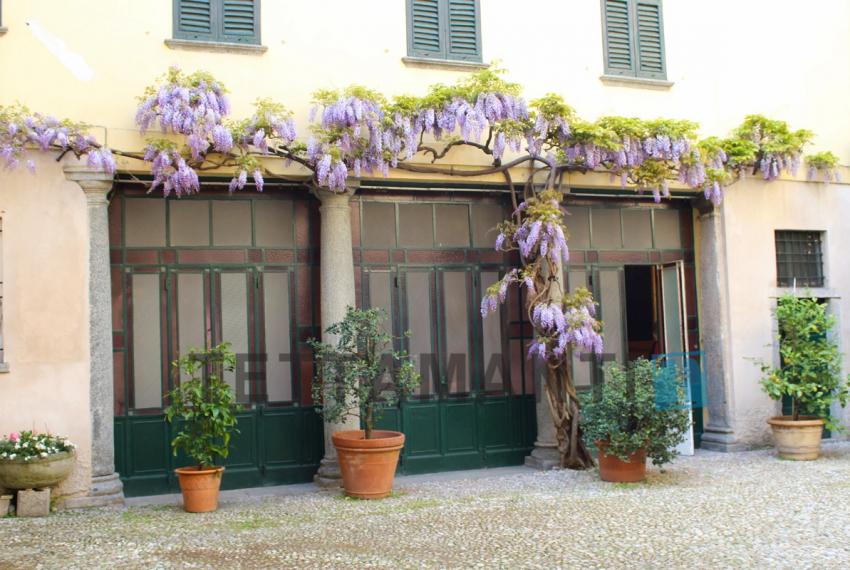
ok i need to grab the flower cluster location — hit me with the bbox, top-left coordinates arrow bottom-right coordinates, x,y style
806,151 -> 842,185
528,288 -> 604,362
0,104 -> 116,174
0,430 -> 75,462
142,141 -> 200,196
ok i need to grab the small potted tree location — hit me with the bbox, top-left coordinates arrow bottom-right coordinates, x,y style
749,292 -> 850,460
309,306 -> 420,499
581,359 -> 691,482
164,342 -> 243,512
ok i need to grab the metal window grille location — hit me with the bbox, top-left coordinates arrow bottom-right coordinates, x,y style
775,230 -> 824,288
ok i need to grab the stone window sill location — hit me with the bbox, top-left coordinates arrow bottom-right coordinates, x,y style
599,75 -> 674,91
0,27 -> 8,36
164,38 -> 268,56
0,363 -> 10,373
402,57 -> 488,72
770,287 -> 838,299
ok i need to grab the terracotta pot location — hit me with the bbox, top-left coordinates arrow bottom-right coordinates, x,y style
767,415 -> 824,460
594,441 -> 647,483
175,466 -> 225,512
332,430 -> 404,499
0,449 -> 77,490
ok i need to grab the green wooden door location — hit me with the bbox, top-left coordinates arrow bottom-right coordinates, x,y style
373,265 -> 531,474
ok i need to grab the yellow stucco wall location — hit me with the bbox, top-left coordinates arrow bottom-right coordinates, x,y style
0,153 -> 92,496
0,0 -> 847,469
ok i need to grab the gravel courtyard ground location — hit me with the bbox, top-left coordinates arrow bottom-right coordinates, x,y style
2,443 -> 850,570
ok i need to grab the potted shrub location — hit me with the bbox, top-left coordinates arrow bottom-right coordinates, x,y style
164,342 -> 243,512
581,358 -> 691,482
309,306 -> 420,499
0,430 -> 77,490
749,292 -> 850,460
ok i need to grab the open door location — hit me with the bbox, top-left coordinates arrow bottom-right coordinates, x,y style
657,261 -> 695,456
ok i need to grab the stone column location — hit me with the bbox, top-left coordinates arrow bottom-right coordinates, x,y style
313,184 -> 360,488
525,259 -> 560,470
693,198 -> 747,452
63,167 -> 125,508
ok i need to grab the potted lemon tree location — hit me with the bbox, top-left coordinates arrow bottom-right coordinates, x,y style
581,358 -> 691,482
309,306 -> 420,499
750,292 -> 850,460
164,342 -> 243,512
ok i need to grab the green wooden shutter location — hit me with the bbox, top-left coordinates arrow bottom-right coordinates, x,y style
408,0 -> 445,59
220,0 -> 260,44
175,0 -> 214,40
446,0 -> 481,62
602,0 -> 635,75
634,0 -> 666,78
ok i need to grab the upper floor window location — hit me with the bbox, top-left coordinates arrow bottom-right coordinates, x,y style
406,0 -> 482,63
173,0 -> 260,45
0,0 -> 8,35
601,0 -> 666,80
775,230 -> 825,288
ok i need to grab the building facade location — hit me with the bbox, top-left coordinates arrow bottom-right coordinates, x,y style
0,0 -> 849,505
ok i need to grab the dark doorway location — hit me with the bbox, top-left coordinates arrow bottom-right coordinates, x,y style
624,265 -> 658,362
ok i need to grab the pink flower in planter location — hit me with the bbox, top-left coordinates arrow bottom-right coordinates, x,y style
9,433 -> 19,441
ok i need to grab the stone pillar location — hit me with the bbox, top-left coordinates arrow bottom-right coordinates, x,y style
693,198 -> 747,452
525,259 -> 560,470
313,184 -> 360,488
63,167 -> 125,508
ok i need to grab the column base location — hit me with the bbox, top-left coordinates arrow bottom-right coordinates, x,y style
524,442 -> 560,471
700,429 -> 750,453
62,473 -> 125,509
313,458 -> 344,488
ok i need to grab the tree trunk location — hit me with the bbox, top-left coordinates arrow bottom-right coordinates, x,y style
545,362 -> 595,469
365,403 -> 373,440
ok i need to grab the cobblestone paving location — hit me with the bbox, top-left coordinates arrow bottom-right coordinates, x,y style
3,443 -> 850,570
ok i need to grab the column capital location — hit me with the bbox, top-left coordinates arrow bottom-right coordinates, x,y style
312,180 -> 360,206
63,167 -> 114,204
692,196 -> 720,217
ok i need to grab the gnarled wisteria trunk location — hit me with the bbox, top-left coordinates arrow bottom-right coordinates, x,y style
482,189 -> 603,470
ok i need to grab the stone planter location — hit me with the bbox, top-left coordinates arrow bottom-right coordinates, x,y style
767,415 -> 824,460
0,449 -> 77,490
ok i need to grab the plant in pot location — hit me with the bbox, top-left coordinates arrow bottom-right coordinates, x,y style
749,292 -> 850,460
0,430 -> 77,491
164,342 -> 243,512
309,306 -> 420,499
580,358 -> 691,482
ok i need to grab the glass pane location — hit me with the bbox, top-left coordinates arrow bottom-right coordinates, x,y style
599,270 -> 623,364
220,273 -> 249,401
212,201 -> 252,246
256,201 -> 294,247
654,210 -> 682,249
443,272 -> 470,393
132,274 -> 162,408
406,272 -> 434,394
568,271 -> 592,387
170,201 -> 210,246
434,204 -> 470,248
662,267 -> 683,354
472,204 -> 504,248
264,273 -> 292,402
177,273 -> 206,382
398,204 -> 434,247
622,210 -> 652,249
563,206 -> 590,249
369,271 -> 394,394
369,271 -> 394,331
481,272 -> 504,390
362,202 -> 397,247
592,209 -> 622,249
125,199 -> 166,247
